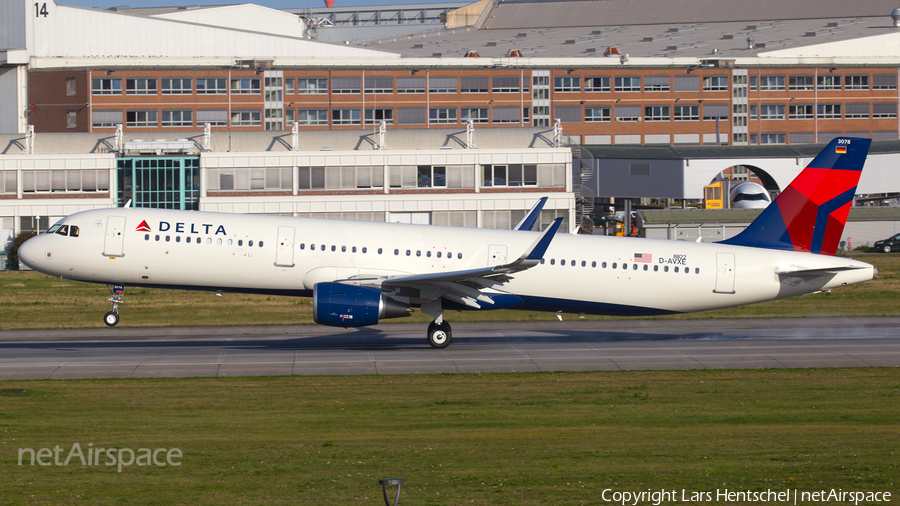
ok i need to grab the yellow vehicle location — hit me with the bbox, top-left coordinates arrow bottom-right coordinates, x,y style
703,180 -> 725,209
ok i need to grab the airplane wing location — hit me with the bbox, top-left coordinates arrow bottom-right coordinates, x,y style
341,218 -> 563,308
513,197 -> 547,231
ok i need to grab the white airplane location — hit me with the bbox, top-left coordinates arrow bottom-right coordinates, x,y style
19,137 -> 876,348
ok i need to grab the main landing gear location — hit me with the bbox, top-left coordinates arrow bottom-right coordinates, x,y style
104,283 -> 124,327
427,320 -> 452,349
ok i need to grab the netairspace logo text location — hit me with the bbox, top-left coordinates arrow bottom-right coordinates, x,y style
18,443 -> 182,473
602,488 -> 892,506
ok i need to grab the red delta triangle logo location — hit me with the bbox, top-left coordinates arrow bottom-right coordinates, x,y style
135,220 -> 152,232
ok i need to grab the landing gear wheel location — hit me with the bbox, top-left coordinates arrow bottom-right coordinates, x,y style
884,245 -> 892,253
104,311 -> 120,327
427,321 -> 452,349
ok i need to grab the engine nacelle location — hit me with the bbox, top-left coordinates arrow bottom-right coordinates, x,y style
313,282 -> 411,327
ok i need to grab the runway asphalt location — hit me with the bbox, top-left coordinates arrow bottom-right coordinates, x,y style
0,318 -> 898,380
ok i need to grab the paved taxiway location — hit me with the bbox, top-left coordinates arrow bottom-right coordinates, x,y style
0,318 -> 898,380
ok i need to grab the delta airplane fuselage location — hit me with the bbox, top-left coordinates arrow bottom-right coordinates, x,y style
21,207 -> 874,316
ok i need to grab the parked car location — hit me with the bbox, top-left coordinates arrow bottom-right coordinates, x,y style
873,233 -> 900,253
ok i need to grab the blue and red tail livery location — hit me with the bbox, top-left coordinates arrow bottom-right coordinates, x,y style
720,137 -> 871,256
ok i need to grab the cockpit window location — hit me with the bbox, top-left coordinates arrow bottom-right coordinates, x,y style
47,224 -> 62,234
56,225 -> 69,236
69,226 -> 80,237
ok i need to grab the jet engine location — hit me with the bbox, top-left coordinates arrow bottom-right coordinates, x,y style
313,282 -> 411,327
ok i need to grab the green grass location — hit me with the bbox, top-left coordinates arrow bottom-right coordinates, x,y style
2,254 -> 899,330
0,370 -> 897,505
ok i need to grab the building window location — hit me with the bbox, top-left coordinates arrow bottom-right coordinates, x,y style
481,164 -> 538,187
298,78 -> 327,94
264,77 -> 283,102
585,107 -> 611,122
197,110 -> 228,126
365,108 -> 393,125
644,76 -> 670,92
554,106 -> 581,123
21,169 -> 109,193
66,78 -> 76,96
461,108 -> 488,123
365,76 -> 393,94
845,75 -> 869,90
332,77 -> 360,94
285,109 -> 294,124
231,109 -> 262,126
126,110 -> 157,127
297,109 -> 328,125
297,166 -> 383,190
231,78 -> 261,94
817,104 -> 841,119
491,76 -> 520,93
161,78 -> 192,94
759,76 -> 785,91
845,103 -> 870,119
873,103 -> 898,118
789,105 -> 814,119
818,104 -> 842,119
209,167 -> 292,191
673,76 -> 699,92
126,78 -> 157,95
702,76 -> 728,91
197,78 -> 227,94
0,171 -> 16,194
788,76 -> 814,91
817,75 -> 841,90
429,108 -> 457,124
491,106 -> 520,123
417,166 -> 446,187
461,76 -> 489,93
703,104 -> 729,120
67,111 -> 77,129
733,132 -> 748,144
429,77 -> 457,93
760,133 -> 786,144
749,76 -> 757,91
759,105 -> 785,120
397,77 -> 425,93
615,105 -> 641,122
614,76 -> 640,92
749,105 -> 757,120
674,105 -> 699,121
332,109 -> 361,125
285,77 -> 294,94
585,76 -> 610,92
92,78 -> 121,95
161,110 -> 193,127
644,105 -> 670,121
873,74 -> 898,90
554,77 -> 580,92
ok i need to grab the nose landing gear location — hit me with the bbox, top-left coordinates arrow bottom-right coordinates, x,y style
104,283 -> 124,327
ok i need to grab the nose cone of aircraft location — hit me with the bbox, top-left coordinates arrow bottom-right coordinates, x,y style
18,235 -> 42,270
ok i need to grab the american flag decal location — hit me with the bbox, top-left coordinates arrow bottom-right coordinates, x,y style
633,253 -> 652,263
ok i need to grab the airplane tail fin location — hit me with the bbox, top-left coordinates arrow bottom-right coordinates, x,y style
719,137 -> 871,255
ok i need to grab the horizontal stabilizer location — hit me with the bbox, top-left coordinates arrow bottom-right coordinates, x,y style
775,265 -> 866,277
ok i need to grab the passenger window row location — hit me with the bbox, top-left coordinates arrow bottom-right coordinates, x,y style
144,234 -> 264,248
541,258 -> 700,274
299,243 -> 464,260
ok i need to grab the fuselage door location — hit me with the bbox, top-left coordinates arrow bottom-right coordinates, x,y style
714,252 -> 735,294
275,226 -> 295,267
102,216 -> 126,257
488,244 -> 508,266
